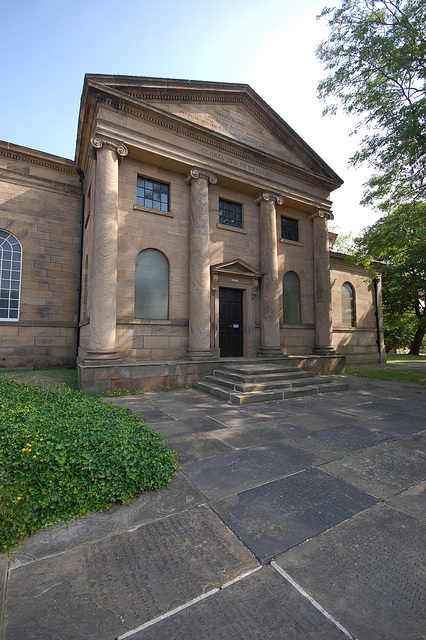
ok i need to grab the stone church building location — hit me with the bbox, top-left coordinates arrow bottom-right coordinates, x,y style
0,75 -> 383,393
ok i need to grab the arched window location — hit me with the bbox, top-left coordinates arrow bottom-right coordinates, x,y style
283,271 -> 301,325
135,249 -> 169,319
0,231 -> 22,321
342,282 -> 355,326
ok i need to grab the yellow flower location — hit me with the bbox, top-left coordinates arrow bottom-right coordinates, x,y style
33,455 -> 36,459
17,496 -> 22,501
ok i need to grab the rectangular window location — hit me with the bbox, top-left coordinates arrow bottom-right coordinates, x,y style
137,176 -> 169,212
281,216 -> 299,242
219,199 -> 243,229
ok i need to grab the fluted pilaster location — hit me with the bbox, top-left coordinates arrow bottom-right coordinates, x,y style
186,168 -> 216,359
86,137 -> 128,362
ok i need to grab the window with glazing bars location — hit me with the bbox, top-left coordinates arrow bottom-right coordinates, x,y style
0,231 -> 22,321
281,216 -> 299,242
137,176 -> 169,212
219,199 -> 243,229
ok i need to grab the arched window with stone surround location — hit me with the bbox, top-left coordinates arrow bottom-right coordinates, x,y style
135,249 -> 169,319
283,271 -> 301,325
342,282 -> 356,327
0,231 -> 22,321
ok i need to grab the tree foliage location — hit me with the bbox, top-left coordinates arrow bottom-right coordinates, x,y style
316,0 -> 426,210
329,226 -> 355,253
353,203 -> 426,353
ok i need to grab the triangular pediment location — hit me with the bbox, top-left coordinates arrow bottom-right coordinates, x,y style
81,75 -> 343,187
145,101 -> 309,169
211,259 -> 261,278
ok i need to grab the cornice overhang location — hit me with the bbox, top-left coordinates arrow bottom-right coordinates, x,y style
0,140 -> 77,175
76,76 -> 343,192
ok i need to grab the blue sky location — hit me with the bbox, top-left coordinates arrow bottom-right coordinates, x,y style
1,0 -> 379,235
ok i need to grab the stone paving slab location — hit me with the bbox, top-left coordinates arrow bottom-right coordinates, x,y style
213,468 -> 378,562
393,429 -> 426,454
275,504 -> 426,640
165,432 -> 234,463
388,480 -> 426,522
274,407 -> 359,430
182,443 -> 317,501
280,423 -> 390,461
205,406 -> 282,428
151,415 -> 230,437
244,440 -> 319,471
365,411 -> 426,437
102,397 -> 175,424
4,506 -> 258,640
9,473 -> 205,566
131,566 -> 348,640
323,440 -> 426,498
208,421 -> 298,448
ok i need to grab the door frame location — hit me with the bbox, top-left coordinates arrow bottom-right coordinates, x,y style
210,259 -> 261,358
219,287 -> 244,357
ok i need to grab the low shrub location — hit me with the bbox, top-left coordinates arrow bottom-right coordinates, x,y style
0,378 -> 179,553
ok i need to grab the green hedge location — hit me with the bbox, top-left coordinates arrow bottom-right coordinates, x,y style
0,378 -> 179,553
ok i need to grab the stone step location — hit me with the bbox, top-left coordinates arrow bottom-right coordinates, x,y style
220,363 -> 299,375
203,374 -> 334,393
213,368 -> 314,384
196,378 -> 349,405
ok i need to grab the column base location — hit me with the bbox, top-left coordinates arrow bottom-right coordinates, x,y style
84,350 -> 122,366
312,346 -> 337,356
185,348 -> 215,361
257,346 -> 287,358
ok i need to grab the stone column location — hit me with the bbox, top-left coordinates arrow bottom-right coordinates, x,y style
310,209 -> 336,355
256,192 -> 285,357
185,167 -> 216,359
85,136 -> 128,363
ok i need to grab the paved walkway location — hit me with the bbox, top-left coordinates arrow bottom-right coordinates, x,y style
1,375 -> 425,640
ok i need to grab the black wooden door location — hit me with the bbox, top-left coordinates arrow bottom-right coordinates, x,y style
219,288 -> 243,357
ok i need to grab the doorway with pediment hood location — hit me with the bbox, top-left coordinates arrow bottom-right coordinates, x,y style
211,260 -> 261,358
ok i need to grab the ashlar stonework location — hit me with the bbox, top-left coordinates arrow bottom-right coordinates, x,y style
0,75 -> 385,392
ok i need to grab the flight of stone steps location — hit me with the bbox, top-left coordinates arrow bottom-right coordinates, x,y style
196,362 -> 349,405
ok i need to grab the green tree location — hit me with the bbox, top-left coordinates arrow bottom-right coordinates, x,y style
329,226 -> 355,253
316,0 -> 426,210
353,203 -> 426,354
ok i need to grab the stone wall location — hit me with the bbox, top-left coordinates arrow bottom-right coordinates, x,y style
0,142 -> 81,368
330,253 -> 385,363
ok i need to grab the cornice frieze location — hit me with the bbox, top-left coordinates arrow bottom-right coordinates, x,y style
0,149 -> 78,175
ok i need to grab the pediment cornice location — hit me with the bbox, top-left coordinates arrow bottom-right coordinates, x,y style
77,77 -> 343,192
211,259 -> 262,278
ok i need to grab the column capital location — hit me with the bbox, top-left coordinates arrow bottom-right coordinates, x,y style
185,167 -> 217,185
255,191 -> 284,206
91,136 -> 128,158
309,209 -> 334,222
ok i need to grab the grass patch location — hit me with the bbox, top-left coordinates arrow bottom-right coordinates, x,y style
0,377 -> 179,553
345,365 -> 426,385
386,354 -> 425,363
0,367 -> 78,390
